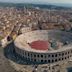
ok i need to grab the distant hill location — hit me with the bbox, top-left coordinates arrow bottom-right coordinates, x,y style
0,2 -> 71,10
51,3 -> 72,8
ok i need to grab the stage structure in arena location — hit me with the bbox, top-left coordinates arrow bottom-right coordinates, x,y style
14,29 -> 72,72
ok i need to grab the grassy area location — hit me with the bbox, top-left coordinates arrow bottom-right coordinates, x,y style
0,36 -> 3,40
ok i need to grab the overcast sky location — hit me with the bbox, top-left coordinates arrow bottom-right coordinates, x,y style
0,0 -> 72,4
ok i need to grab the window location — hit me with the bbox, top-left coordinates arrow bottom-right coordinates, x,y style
59,58 -> 61,61
71,50 -> 72,53
31,54 -> 32,56
34,59 -> 36,62
55,54 -> 57,57
52,60 -> 54,63
41,55 -> 43,57
68,51 -> 69,54
41,60 -> 43,62
52,55 -> 54,57
62,53 -> 64,56
68,56 -> 69,58
65,52 -> 67,55
62,58 -> 63,60
48,55 -> 50,57
28,53 -> 29,56
37,55 -> 39,57
45,60 -> 47,62
65,57 -> 66,59
34,55 -> 36,57
55,59 -> 57,62
48,60 -> 50,63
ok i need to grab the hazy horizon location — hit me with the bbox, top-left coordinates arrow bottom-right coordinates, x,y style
0,0 -> 72,7
0,0 -> 72,4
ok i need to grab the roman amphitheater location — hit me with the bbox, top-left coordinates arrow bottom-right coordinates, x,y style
14,29 -> 72,66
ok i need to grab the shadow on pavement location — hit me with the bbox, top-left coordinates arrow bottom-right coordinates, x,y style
4,42 -> 35,65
